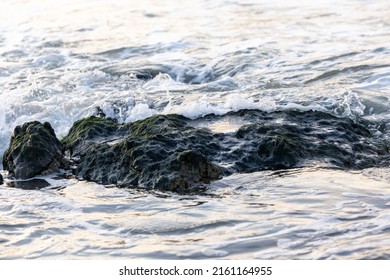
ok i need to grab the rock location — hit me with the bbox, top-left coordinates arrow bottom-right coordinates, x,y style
61,110 -> 389,192
232,110 -> 387,170
2,121 -> 63,179
62,116 -> 119,156
4,109 -> 388,192
171,150 -> 222,183
62,115 -> 224,192
6,178 -> 50,190
0,174 -> 3,185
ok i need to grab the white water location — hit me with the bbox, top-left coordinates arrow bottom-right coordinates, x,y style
0,0 -> 390,259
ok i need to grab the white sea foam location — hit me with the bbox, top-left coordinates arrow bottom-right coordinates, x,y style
162,93 -> 276,119
143,73 -> 183,91
124,103 -> 158,123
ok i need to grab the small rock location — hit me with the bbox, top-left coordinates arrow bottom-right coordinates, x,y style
6,179 -> 50,190
2,121 -> 63,179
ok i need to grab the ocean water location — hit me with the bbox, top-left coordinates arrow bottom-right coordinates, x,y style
0,0 -> 389,259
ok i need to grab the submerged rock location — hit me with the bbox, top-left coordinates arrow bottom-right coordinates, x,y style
2,121 -> 63,179
231,110 -> 389,170
3,109 -> 389,192
62,115 -> 224,192
61,110 -> 389,192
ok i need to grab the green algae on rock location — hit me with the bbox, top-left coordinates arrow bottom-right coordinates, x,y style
63,114 -> 223,192
3,121 -> 63,179
61,116 -> 122,156
2,109 -> 389,192
62,110 -> 389,192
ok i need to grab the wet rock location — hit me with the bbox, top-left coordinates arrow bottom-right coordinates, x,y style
62,115 -> 224,192
6,109 -> 388,192
2,121 -> 63,179
171,150 -> 222,183
62,116 -> 120,156
235,123 -> 308,170
6,178 -> 50,190
61,110 -> 389,192
0,174 -> 3,185
232,110 -> 389,170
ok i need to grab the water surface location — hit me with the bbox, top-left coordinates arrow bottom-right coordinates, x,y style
0,0 -> 389,259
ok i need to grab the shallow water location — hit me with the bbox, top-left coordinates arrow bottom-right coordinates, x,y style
0,0 -> 390,259
1,168 -> 389,259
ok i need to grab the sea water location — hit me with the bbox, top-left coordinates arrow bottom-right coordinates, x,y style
0,0 -> 389,259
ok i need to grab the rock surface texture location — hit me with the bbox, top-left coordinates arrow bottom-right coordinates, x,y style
62,115 -> 223,192
61,110 -> 389,192
2,121 -> 63,179
2,110 -> 389,192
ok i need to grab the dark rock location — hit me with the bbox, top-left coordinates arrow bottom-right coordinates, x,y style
6,178 -> 50,190
5,109 -> 388,192
0,174 -> 3,185
62,116 -> 120,156
2,121 -> 63,179
62,115 -> 224,192
61,109 -> 389,192
232,110 -> 389,170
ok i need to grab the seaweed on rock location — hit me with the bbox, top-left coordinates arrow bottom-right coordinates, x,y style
3,121 -> 63,179
63,114 -> 223,192
2,109 -> 389,192
62,110 -> 389,192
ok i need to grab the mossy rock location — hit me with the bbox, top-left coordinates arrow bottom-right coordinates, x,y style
4,109 -> 388,192
3,121 -> 63,179
61,110 -> 390,192
61,116 -> 120,156
64,114 -> 223,192
130,114 -> 188,138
